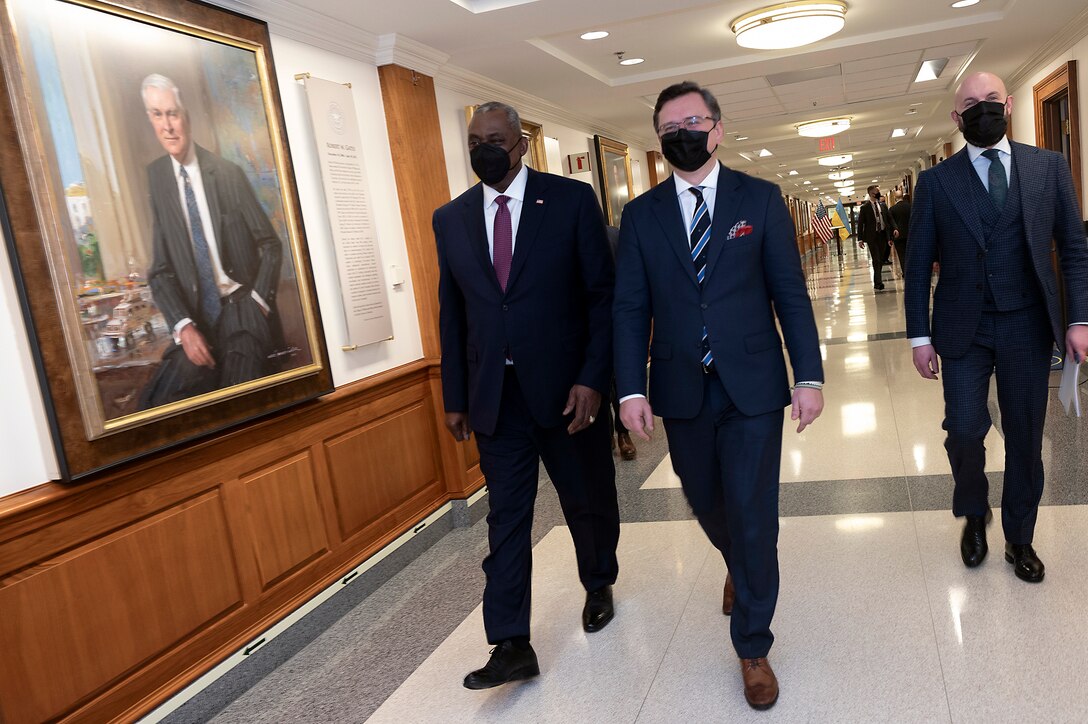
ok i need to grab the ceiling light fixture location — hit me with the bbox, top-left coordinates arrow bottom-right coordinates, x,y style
788,170 -> 799,175
951,0 -> 979,7
796,116 -> 851,137
736,136 -> 750,141
731,1 -> 847,50
833,180 -> 853,188
580,31 -> 609,40
803,180 -> 811,184
871,178 -> 879,182
615,52 -> 644,66
818,153 -> 852,166
890,128 -> 908,138
758,148 -> 773,157
827,170 -> 854,180
915,58 -> 949,83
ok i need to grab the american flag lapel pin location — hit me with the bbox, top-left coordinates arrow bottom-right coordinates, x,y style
536,199 -> 544,204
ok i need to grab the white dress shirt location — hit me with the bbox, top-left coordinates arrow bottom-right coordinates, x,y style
482,164 -> 528,260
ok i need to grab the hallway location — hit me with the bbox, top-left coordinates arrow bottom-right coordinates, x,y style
164,246 -> 1088,723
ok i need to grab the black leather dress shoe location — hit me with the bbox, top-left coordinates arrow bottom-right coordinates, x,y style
463,640 -> 540,690
960,509 -> 993,567
582,585 -> 614,632
1005,543 -> 1045,583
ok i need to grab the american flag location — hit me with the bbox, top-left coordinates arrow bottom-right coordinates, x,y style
812,199 -> 835,243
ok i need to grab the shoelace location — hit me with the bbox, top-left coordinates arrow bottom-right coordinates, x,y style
742,658 -> 765,672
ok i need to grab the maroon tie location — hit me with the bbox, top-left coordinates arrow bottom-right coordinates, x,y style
493,195 -> 512,291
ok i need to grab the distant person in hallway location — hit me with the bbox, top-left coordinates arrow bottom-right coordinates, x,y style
889,192 -> 912,275
434,101 -> 621,689
606,225 -> 637,460
905,71 -> 1088,583
856,184 -> 899,290
138,73 -> 282,408
613,81 -> 824,711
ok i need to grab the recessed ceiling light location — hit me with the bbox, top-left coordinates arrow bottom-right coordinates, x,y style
951,0 -> 979,7
818,154 -> 852,166
889,148 -> 897,151
910,102 -> 924,107
906,109 -> 918,115
580,31 -> 609,40
788,170 -> 799,175
834,180 -> 853,188
803,180 -> 811,184
731,1 -> 847,50
871,178 -> 879,182
778,163 -> 788,167
738,152 -> 754,162
828,170 -> 854,180
890,128 -> 908,138
915,58 -> 949,83
618,56 -> 645,66
797,117 -> 851,137
736,136 -> 749,141
758,148 -> 773,157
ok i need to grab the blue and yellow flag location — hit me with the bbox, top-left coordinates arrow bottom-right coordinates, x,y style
831,198 -> 852,240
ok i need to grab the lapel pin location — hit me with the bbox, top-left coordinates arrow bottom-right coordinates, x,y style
536,199 -> 544,204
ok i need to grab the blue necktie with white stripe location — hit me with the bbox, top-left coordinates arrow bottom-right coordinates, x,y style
689,186 -> 714,372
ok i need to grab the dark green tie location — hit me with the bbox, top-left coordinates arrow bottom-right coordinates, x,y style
982,148 -> 1007,209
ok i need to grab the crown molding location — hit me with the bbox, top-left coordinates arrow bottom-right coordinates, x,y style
375,34 -> 450,77
434,64 -> 657,151
1007,5 -> 1088,91
207,0 -> 379,64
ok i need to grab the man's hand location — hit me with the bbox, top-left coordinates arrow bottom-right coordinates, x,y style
1066,325 -> 1088,364
913,344 -> 940,379
179,324 -> 215,368
444,412 -> 471,442
791,388 -> 824,433
619,398 -> 655,441
892,229 -> 900,239
563,384 -> 601,435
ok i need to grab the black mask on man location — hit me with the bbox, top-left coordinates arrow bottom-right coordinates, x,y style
958,100 -> 1008,148
660,128 -> 715,173
470,140 -> 519,186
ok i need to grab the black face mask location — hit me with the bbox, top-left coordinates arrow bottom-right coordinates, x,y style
958,100 -> 1008,148
470,140 -> 519,186
660,128 -> 715,173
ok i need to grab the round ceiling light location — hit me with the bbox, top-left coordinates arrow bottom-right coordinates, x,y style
818,154 -> 853,166
797,117 -> 851,137
619,57 -> 645,65
833,180 -> 853,188
827,170 -> 854,180
731,1 -> 848,50
580,31 -> 609,40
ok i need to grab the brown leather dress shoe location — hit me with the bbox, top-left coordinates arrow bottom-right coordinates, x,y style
740,657 -> 779,710
617,432 -> 637,460
722,573 -> 735,616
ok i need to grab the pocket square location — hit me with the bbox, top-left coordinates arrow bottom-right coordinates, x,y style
727,221 -> 754,240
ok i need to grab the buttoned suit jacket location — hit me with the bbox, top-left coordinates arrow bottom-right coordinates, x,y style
856,198 -> 897,246
904,142 -> 1088,359
613,163 -> 823,419
146,144 -> 283,334
434,168 -> 614,436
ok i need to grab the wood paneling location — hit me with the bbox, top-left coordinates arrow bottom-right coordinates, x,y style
0,360 -> 473,723
326,401 -> 440,541
240,452 -> 329,590
0,492 -> 242,724
377,65 -> 450,359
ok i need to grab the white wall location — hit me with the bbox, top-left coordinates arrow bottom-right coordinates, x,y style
1010,35 -> 1088,209
0,34 -> 424,495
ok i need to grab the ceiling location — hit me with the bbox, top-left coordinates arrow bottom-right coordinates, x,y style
242,0 -> 1088,201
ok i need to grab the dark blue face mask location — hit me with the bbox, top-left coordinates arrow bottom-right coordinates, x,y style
470,140 -> 518,186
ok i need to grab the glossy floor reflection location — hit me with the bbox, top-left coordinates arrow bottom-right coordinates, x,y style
165,247 -> 1088,724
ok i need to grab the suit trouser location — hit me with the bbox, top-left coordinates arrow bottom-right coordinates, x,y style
475,367 -> 620,643
941,305 -> 1052,544
663,372 -> 782,659
868,232 -> 889,287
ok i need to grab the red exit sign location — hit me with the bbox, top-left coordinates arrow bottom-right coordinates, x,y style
818,136 -> 836,152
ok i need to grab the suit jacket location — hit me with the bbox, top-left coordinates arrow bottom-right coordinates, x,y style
889,199 -> 911,241
613,163 -> 823,419
434,168 -> 613,436
147,145 -> 282,332
904,141 -> 1088,357
856,197 -> 897,245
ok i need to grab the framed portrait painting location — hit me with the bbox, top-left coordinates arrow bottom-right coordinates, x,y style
0,0 -> 332,480
593,135 -> 634,226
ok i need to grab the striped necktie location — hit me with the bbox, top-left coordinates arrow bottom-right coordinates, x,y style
689,186 -> 714,372
179,166 -> 221,325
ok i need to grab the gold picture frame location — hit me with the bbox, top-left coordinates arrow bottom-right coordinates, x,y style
0,0 -> 332,479
463,105 -> 548,172
593,135 -> 634,226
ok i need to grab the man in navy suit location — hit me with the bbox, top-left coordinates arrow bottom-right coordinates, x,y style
435,102 -> 620,689
905,71 -> 1088,583
614,82 -> 824,710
